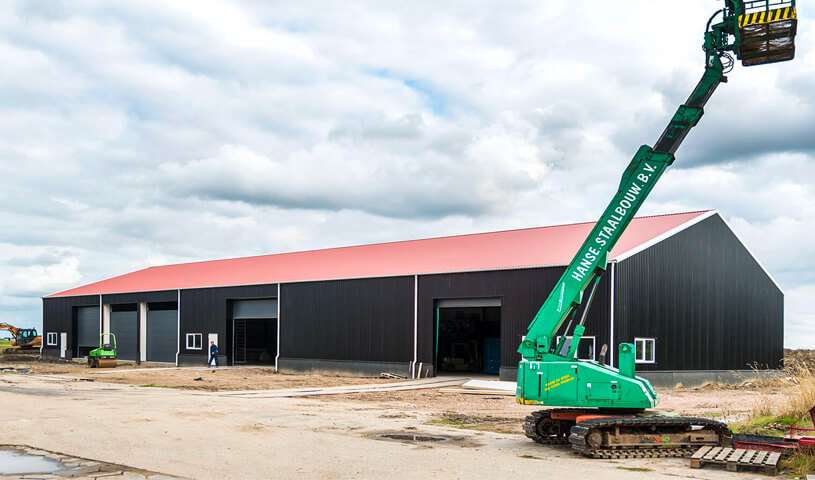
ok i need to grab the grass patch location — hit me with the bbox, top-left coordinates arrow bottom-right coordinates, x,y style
429,418 -> 467,427
729,357 -> 815,438
780,451 -> 815,478
729,415 -> 809,437
614,466 -> 653,472
428,412 -> 519,434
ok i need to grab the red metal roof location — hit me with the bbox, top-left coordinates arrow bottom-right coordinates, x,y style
48,211 -> 714,297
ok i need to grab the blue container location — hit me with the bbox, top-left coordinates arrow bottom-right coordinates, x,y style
483,337 -> 500,375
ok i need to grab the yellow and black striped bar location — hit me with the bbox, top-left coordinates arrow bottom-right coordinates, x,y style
739,6 -> 797,28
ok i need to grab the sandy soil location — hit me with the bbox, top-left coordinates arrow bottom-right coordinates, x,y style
1,369 -> 750,480
1,358 -> 403,391
3,357 -> 794,436
318,383 -> 793,434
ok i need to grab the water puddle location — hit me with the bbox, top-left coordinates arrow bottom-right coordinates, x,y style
0,448 -> 64,475
373,433 -> 450,443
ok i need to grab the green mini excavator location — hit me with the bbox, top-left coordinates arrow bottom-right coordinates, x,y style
517,0 -> 797,458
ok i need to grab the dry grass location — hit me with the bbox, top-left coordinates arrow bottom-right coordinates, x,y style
780,450 -> 815,479
786,349 -> 815,371
722,353 -> 815,422
750,395 -> 775,418
728,355 -> 815,477
784,361 -> 815,420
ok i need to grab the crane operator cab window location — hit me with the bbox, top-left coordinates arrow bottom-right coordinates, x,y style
557,335 -> 596,361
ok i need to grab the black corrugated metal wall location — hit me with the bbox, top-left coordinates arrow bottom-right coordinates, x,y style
41,295 -> 99,357
280,277 -> 414,362
179,284 -> 278,363
614,215 -> 783,370
417,268 -> 611,372
42,214 -> 782,374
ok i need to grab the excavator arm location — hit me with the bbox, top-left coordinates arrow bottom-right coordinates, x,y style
0,323 -> 21,339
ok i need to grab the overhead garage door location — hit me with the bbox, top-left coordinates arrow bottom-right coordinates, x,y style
110,306 -> 138,361
147,305 -> 177,363
76,306 -> 100,348
233,299 -> 277,318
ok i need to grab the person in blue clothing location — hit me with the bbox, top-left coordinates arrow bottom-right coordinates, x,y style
207,340 -> 219,367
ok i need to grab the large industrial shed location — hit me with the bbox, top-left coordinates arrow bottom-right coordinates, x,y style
41,210 -> 783,385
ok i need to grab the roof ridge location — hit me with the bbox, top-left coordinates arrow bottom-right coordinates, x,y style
46,210 -> 713,297
145,210 -> 712,270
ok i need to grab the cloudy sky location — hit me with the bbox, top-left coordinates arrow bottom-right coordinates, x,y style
1,1 -> 813,347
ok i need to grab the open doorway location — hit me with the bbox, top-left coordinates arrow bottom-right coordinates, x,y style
435,299 -> 501,375
230,298 -> 277,366
233,318 -> 276,365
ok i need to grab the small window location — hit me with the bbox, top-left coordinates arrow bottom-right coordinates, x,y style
46,332 -> 58,346
635,338 -> 656,363
556,336 -> 596,360
186,333 -> 202,350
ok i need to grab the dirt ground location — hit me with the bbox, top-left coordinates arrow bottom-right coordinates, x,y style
2,366 -> 755,480
1,356 -> 804,478
323,382 -> 792,434
2,357 -> 794,436
2,358 -> 403,390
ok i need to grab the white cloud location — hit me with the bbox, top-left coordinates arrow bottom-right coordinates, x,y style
0,0 -> 812,347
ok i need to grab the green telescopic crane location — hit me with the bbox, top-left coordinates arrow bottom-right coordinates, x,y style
516,0 -> 797,457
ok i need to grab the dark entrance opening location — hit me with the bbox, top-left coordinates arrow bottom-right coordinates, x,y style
435,299 -> 501,375
229,298 -> 278,366
233,318 -> 277,365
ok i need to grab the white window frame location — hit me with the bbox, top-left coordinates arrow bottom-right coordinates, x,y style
556,335 -> 596,361
634,338 -> 656,364
46,332 -> 58,346
186,333 -> 202,350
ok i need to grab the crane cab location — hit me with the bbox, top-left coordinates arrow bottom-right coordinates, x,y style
736,0 -> 797,66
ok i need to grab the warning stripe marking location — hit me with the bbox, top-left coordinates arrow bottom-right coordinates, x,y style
739,6 -> 796,27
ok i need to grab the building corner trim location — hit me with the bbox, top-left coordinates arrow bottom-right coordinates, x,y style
413,275 -> 418,379
175,289 -> 180,366
275,283 -> 281,373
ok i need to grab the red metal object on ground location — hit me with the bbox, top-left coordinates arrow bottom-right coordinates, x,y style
734,439 -> 798,454
799,438 -> 815,448
780,405 -> 815,449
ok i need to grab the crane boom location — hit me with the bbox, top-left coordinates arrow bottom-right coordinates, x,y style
518,57 -> 726,363
516,0 -> 797,456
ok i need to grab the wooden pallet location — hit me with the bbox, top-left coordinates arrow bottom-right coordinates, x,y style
689,446 -> 781,475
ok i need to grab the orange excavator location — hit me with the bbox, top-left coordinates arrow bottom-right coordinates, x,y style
0,323 -> 42,352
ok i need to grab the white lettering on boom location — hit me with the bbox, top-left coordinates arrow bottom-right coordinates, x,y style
570,163 -> 655,282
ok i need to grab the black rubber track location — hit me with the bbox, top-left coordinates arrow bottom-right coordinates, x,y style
569,416 -> 732,459
523,409 -> 575,446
